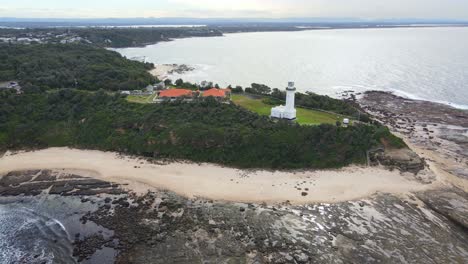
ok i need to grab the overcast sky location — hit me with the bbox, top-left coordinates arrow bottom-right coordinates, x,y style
0,0 -> 467,20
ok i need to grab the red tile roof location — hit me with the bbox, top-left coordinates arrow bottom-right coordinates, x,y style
159,89 -> 193,98
202,88 -> 231,97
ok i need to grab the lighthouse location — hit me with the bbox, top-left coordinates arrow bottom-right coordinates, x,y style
271,82 -> 297,120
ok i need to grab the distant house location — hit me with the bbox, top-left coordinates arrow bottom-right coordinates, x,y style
7,82 -> 18,88
0,37 -> 12,43
128,89 -> 153,96
130,90 -> 145,95
121,91 -> 131,95
60,37 -> 84,44
146,85 -> 155,93
0,81 -> 22,94
343,118 -> 350,127
154,82 -> 166,90
157,89 -> 194,102
202,88 -> 231,100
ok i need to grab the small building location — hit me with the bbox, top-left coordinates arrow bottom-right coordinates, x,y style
0,81 -> 22,94
343,118 -> 350,127
121,91 -> 131,95
202,88 -> 231,100
157,89 -> 194,102
130,90 -> 144,95
7,82 -> 18,88
271,82 -> 297,120
154,82 -> 166,90
146,85 -> 155,93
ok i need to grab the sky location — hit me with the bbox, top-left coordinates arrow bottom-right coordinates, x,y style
0,0 -> 467,20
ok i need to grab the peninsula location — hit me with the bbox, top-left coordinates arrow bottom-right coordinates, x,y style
0,30 -> 467,263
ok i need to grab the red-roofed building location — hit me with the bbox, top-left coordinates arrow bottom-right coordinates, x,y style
202,88 -> 231,100
158,89 -> 194,101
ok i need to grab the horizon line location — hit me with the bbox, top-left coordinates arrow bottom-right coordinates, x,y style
1,17 -> 468,22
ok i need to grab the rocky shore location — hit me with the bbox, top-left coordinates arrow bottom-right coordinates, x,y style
358,91 -> 468,190
1,169 -> 467,263
150,64 -> 195,80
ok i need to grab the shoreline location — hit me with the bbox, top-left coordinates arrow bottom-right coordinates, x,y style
149,63 -> 194,80
359,89 -> 468,110
2,169 -> 467,263
0,148 -> 434,205
358,91 -> 468,192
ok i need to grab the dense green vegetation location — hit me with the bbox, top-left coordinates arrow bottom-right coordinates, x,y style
0,89 -> 399,169
0,27 -> 223,48
77,28 -> 223,48
0,44 -> 155,91
232,94 -> 345,125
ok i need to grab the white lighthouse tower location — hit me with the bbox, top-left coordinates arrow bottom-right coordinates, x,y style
271,82 -> 297,120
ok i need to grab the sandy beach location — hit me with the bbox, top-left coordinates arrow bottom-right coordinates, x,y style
150,64 -> 194,80
0,148 -> 433,204
150,64 -> 176,80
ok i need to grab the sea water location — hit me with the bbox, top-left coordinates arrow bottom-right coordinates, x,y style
0,195 -> 116,264
116,27 -> 468,109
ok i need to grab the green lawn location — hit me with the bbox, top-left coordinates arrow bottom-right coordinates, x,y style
126,93 -> 157,104
232,94 -> 346,125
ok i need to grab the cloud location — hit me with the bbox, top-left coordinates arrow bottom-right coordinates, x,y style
167,0 -> 468,19
0,0 -> 467,19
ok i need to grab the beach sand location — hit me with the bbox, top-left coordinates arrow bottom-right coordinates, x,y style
150,64 -> 177,80
0,148 -> 432,204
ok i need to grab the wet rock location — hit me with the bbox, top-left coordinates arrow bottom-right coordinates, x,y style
370,148 -> 425,174
158,206 -> 168,212
293,251 -> 309,263
119,201 -> 130,208
0,170 -> 38,186
2,170 -> 468,263
417,188 -> 468,230
0,170 -> 124,196
73,234 -> 110,262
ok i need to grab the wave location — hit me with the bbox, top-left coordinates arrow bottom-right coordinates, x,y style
329,85 -> 468,110
384,88 -> 468,110
0,205 -> 76,264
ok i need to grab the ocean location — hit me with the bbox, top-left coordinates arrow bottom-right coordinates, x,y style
115,27 -> 468,109
0,195 -> 116,264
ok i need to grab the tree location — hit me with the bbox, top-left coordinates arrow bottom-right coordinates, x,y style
231,86 -> 244,93
175,79 -> 184,87
164,79 -> 172,86
271,88 -> 285,99
22,83 -> 43,94
0,43 -> 155,91
251,83 -> 271,95
0,88 -> 399,170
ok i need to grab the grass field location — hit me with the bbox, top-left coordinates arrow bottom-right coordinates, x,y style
126,93 -> 157,104
232,94 -> 346,125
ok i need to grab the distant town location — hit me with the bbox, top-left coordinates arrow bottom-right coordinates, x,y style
2,19 -> 468,47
